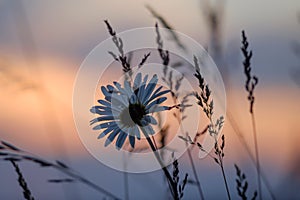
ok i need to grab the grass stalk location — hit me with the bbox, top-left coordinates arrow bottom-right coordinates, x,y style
186,147 -> 205,199
221,164 -> 231,200
217,138 -> 231,200
213,135 -> 231,200
174,108 -> 205,200
0,142 -> 120,200
10,159 -> 35,200
193,55 -> 231,199
251,111 -> 262,200
227,111 -> 275,200
154,21 -> 205,199
241,30 -> 262,200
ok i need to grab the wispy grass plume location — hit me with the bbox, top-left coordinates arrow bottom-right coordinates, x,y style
241,30 -> 262,200
104,20 -> 131,75
179,56 -> 231,199
192,55 -> 231,200
104,20 -> 151,77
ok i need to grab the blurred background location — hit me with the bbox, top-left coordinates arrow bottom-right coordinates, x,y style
0,0 -> 300,199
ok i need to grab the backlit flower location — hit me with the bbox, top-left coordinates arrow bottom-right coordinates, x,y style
90,73 -> 170,150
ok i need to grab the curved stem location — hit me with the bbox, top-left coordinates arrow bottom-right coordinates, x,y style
140,127 -> 179,200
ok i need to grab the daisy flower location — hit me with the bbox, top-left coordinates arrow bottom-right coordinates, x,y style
90,73 -> 170,150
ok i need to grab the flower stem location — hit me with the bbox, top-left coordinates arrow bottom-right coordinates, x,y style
140,127 -> 179,200
122,153 -> 129,200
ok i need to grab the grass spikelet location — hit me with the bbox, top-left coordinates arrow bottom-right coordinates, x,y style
104,20 -> 131,75
234,164 -> 258,200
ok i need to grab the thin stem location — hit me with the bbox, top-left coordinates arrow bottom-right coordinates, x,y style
206,117 -> 231,199
10,160 -> 35,200
123,153 -> 129,200
176,117 -> 205,199
241,30 -> 262,199
219,159 -> 231,200
124,172 -> 129,200
214,136 -> 231,200
186,148 -> 205,199
193,56 -> 231,198
152,135 -> 159,150
251,111 -> 262,200
227,111 -> 275,200
140,127 -> 179,200
52,166 -> 121,200
171,94 -> 205,200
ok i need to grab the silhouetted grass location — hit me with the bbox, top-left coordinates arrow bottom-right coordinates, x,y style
241,30 -> 262,200
155,23 -> 205,200
193,55 -> 231,200
179,55 -> 231,199
234,164 -> 257,200
0,141 -> 121,200
172,157 -> 188,199
10,159 -> 35,200
226,112 -> 276,200
105,20 -> 151,79
146,5 -> 186,51
1,3 -> 291,199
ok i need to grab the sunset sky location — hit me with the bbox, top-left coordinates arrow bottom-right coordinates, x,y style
0,0 -> 300,199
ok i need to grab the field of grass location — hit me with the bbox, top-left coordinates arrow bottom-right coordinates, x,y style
0,0 -> 299,199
